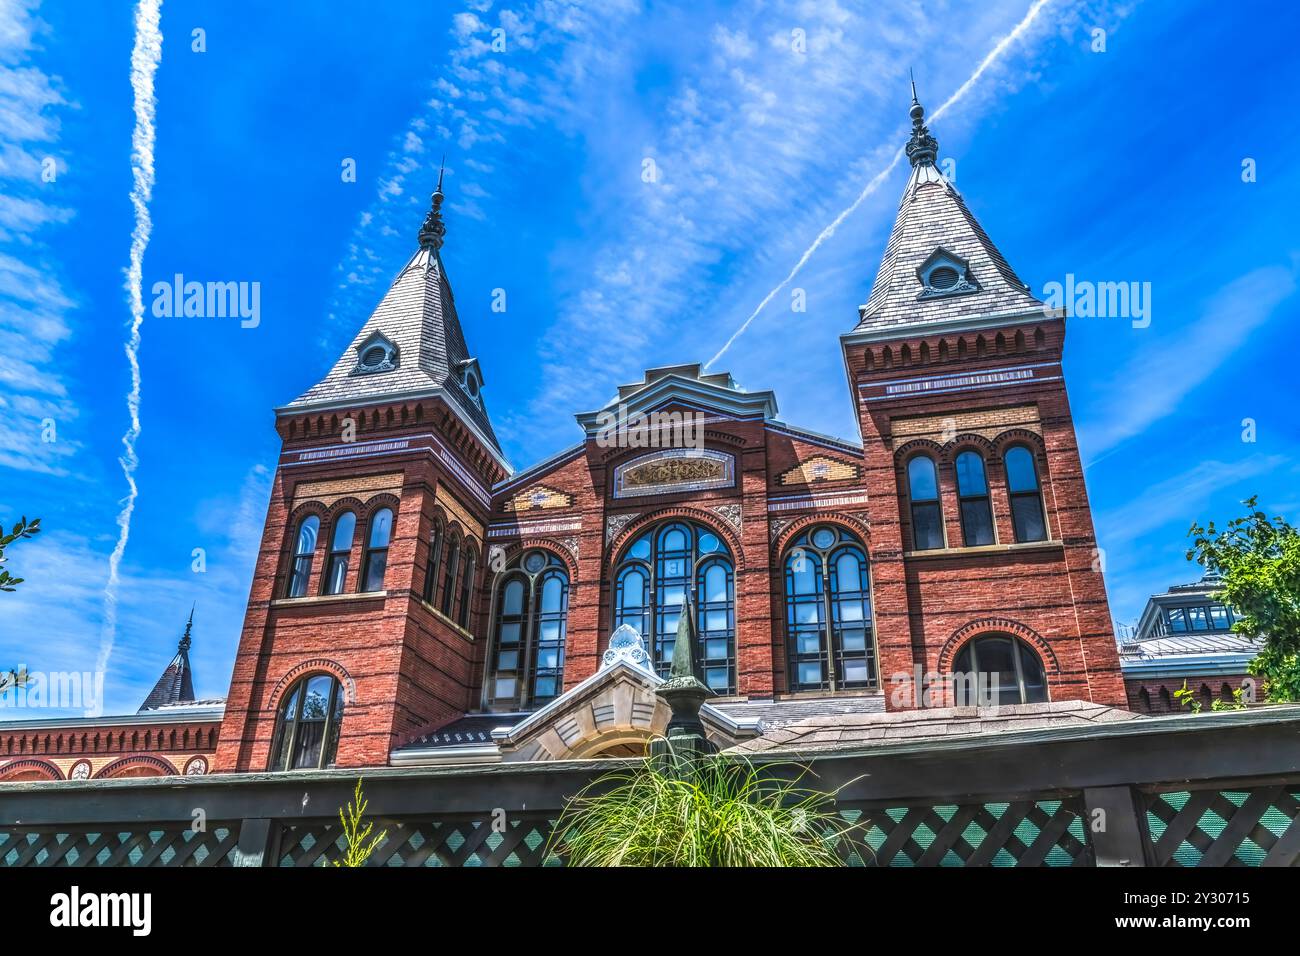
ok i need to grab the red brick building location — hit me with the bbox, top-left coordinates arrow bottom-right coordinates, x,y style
212,92 -> 1125,773
1,92 -> 1130,782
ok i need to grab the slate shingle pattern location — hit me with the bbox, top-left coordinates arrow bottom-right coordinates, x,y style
856,161 -> 1043,332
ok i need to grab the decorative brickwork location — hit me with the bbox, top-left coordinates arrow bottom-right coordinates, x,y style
501,484 -> 573,512
777,454 -> 861,485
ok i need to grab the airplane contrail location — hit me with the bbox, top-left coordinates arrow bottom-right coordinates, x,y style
98,0 -> 163,701
705,0 -> 1055,369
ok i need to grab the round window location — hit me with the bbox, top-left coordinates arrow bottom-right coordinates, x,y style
928,266 -> 960,290
465,374 -> 479,397
812,527 -> 837,550
524,551 -> 547,574
361,345 -> 387,368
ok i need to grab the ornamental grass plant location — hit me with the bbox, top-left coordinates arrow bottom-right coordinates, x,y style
551,745 -> 864,867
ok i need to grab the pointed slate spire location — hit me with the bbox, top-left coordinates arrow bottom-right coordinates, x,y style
138,607 -> 197,712
852,79 -> 1042,332
286,158 -> 505,463
417,157 -> 448,251
652,591 -> 716,766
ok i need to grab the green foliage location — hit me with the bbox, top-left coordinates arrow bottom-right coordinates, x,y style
1173,680 -> 1202,714
550,747 -> 863,867
0,516 -> 41,593
1188,496 -> 1300,702
1210,687 -> 1247,712
1247,647 -> 1300,704
331,777 -> 388,868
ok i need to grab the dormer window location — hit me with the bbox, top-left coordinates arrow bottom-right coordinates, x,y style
353,332 -> 398,375
916,248 -> 979,300
458,358 -> 484,407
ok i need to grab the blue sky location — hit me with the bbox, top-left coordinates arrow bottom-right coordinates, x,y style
2,0 -> 1298,717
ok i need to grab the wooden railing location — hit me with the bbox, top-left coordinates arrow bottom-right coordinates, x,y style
2,707 -> 1299,867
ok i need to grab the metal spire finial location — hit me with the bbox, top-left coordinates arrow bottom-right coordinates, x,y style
418,159 -> 448,252
179,603 -> 194,653
905,74 -> 938,168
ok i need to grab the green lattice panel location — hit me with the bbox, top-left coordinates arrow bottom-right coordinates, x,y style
1144,786 -> 1300,866
838,798 -> 1092,867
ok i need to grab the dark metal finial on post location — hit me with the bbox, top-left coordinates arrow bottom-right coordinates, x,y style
905,74 -> 938,168
180,603 -> 194,653
418,159 -> 448,252
652,590 -> 717,770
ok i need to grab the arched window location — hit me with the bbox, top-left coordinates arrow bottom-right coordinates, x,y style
270,673 -> 344,770
907,456 -> 943,550
485,550 -> 569,709
361,507 -> 393,592
457,544 -> 476,630
423,520 -> 443,604
953,635 -> 1047,706
323,511 -> 356,595
955,451 -> 994,546
613,520 -> 735,693
783,525 -> 875,693
440,530 -> 461,617
287,515 -> 319,597
1005,446 -> 1047,542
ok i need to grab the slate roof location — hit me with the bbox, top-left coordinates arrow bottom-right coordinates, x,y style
854,100 -> 1043,333
138,611 -> 196,712
284,239 -> 503,459
727,700 -> 1142,754
402,713 -> 528,749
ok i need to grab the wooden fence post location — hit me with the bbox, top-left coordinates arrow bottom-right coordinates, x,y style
1082,786 -> 1150,867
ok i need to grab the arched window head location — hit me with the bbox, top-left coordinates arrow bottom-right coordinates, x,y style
614,520 -> 735,693
953,635 -> 1047,706
361,508 -> 393,592
906,456 -> 943,551
324,511 -> 356,595
287,515 -> 319,598
271,673 -> 344,771
457,544 -> 477,629
423,520 -> 443,604
486,551 -> 569,710
783,525 -> 875,693
955,451 -> 994,547
1005,446 -> 1047,542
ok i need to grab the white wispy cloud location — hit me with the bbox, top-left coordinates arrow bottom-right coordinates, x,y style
0,0 -> 80,476
97,0 -> 162,704
1080,260 -> 1299,464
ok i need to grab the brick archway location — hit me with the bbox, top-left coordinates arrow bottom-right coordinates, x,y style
94,755 -> 178,779
0,758 -> 62,782
607,506 -> 745,571
771,513 -> 871,557
268,659 -> 358,710
937,618 -> 1060,677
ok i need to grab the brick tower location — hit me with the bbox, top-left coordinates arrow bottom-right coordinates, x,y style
215,172 -> 509,771
840,86 -> 1126,709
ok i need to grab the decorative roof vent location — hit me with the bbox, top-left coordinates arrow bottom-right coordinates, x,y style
352,331 -> 399,375
458,358 -> 484,407
916,247 -> 980,300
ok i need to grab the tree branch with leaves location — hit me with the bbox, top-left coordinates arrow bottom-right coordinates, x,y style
0,516 -> 41,593
1188,496 -> 1300,702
